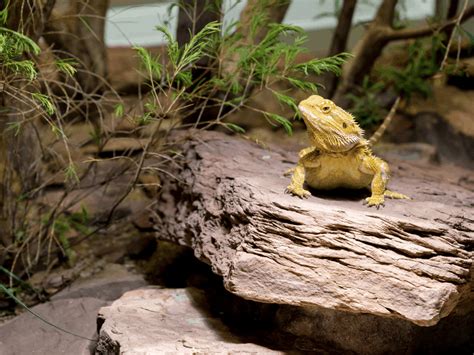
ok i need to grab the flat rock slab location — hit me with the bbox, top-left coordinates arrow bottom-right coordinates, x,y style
0,264 -> 147,355
0,297 -> 107,355
96,287 -> 280,354
157,131 -> 473,326
52,263 -> 147,301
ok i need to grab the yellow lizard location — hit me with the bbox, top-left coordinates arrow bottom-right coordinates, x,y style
286,95 -> 409,207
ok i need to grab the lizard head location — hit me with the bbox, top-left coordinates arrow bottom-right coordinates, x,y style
298,95 -> 364,152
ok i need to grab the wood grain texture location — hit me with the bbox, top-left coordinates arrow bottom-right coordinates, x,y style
156,130 -> 473,326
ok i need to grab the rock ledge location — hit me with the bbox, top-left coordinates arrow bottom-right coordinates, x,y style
156,131 -> 473,326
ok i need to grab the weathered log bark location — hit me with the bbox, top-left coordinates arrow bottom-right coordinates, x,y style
156,130 -> 473,327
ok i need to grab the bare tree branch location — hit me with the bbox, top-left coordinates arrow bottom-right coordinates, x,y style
386,5 -> 474,41
374,0 -> 398,26
324,0 -> 357,98
329,0 -> 357,56
447,0 -> 460,19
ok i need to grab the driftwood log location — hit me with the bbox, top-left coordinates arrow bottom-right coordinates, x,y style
156,130 -> 473,327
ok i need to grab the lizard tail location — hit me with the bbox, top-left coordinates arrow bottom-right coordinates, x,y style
369,96 -> 401,146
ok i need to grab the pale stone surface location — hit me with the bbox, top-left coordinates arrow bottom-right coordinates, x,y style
373,142 -> 437,164
52,263 -> 147,301
0,297 -> 106,355
407,85 -> 474,168
96,287 -> 281,354
0,264 -> 147,355
94,280 -> 473,354
414,111 -> 474,169
156,130 -> 473,327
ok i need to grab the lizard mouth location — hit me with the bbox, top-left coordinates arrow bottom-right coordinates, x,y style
298,104 -> 329,133
298,105 -> 319,129
298,104 -> 360,152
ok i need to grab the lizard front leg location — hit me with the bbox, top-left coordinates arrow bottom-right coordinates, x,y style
283,147 -> 316,177
360,155 -> 389,208
286,148 -> 320,199
286,163 -> 310,198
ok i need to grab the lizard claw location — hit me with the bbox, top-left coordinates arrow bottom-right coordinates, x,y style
365,195 -> 385,208
286,185 -> 311,199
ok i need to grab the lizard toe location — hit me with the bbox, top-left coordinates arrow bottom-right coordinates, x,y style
365,196 -> 385,208
286,185 -> 311,199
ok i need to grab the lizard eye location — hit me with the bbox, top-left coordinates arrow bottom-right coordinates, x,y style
342,122 -> 347,128
321,106 -> 331,113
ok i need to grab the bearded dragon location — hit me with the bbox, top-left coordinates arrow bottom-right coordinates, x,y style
285,95 -> 409,207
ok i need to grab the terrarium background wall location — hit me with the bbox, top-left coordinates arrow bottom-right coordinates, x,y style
104,0 -> 440,49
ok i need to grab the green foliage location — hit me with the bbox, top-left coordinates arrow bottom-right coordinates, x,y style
379,37 -> 444,99
134,18 -> 349,134
0,13 -> 62,143
151,21 -> 221,84
264,112 -> 293,134
0,26 -> 40,80
0,265 -> 41,317
272,90 -> 299,113
0,266 -> 35,292
227,22 -> 350,88
0,3 -> 8,25
55,58 -> 77,77
89,126 -> 102,146
5,121 -> 21,136
138,111 -> 153,126
293,54 -> 349,76
114,103 -> 124,118
44,207 -> 90,264
347,34 -> 455,128
0,27 -> 40,56
31,92 -> 55,115
133,46 -> 163,80
0,5 -> 126,293
64,163 -> 80,183
4,59 -> 37,80
171,21 -> 220,71
346,76 -> 387,129
224,122 -> 246,134
0,13 -> 62,145
222,21 -> 351,130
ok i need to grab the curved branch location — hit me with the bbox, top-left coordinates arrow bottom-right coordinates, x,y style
329,0 -> 357,56
325,0 -> 357,98
447,0 -> 460,19
386,5 -> 474,41
374,0 -> 398,26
